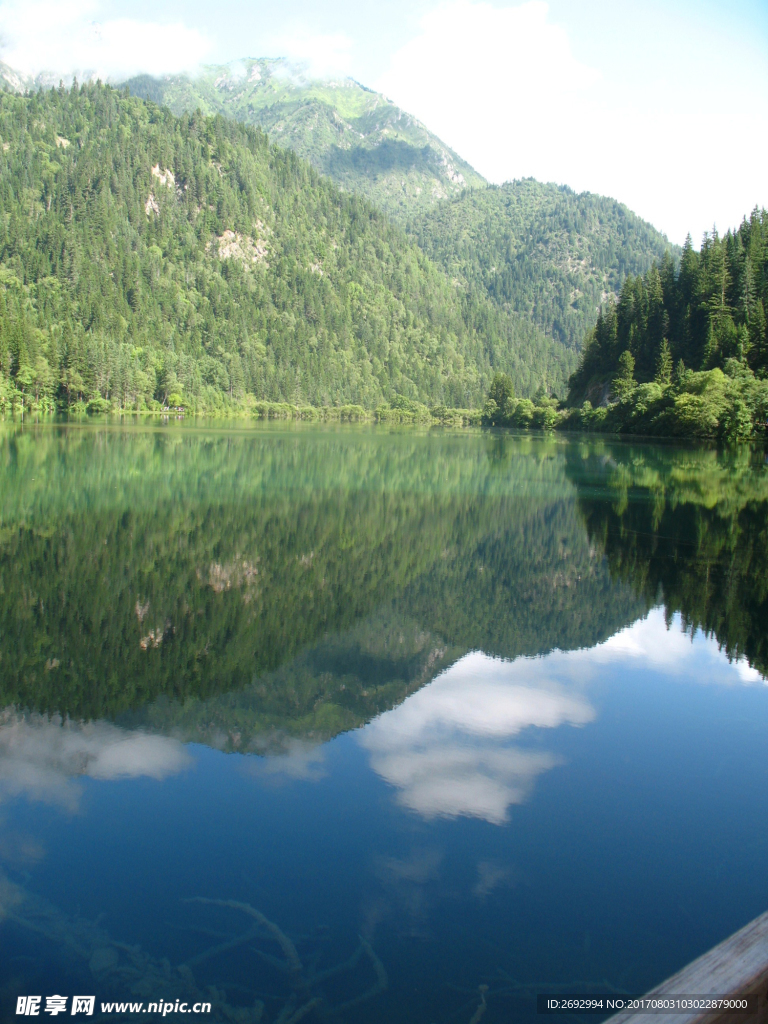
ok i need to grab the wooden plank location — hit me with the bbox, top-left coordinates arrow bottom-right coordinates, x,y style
605,911 -> 768,1024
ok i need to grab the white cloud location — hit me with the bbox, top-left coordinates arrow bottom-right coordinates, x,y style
473,859 -> 515,898
0,710 -> 191,812
266,29 -> 354,79
0,0 -> 212,81
371,743 -> 560,823
581,609 -> 767,686
376,1 -> 600,176
376,0 -> 768,243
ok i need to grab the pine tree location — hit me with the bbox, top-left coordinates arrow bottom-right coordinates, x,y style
655,339 -> 672,385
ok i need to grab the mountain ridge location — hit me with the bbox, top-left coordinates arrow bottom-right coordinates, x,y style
123,58 -> 487,219
0,58 -> 680,403
121,60 -> 678,356
408,179 -> 678,353
0,81 -> 572,411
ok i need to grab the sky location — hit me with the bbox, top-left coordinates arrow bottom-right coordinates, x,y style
0,0 -> 766,244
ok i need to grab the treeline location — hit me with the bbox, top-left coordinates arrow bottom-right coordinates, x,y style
566,211 -> 768,439
0,82 -> 568,414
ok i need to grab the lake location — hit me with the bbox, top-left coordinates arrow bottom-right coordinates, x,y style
0,423 -> 766,1024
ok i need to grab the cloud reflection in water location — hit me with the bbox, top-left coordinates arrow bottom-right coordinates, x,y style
0,711 -> 191,811
360,652 -> 595,824
360,608 -> 766,824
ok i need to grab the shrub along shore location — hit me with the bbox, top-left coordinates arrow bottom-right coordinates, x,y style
0,393 -> 482,427
5,364 -> 767,441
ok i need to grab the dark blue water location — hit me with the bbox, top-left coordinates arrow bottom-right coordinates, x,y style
0,425 -> 766,1023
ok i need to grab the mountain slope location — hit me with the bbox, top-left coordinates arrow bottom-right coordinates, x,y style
408,179 -> 678,354
0,61 -> 34,94
0,83 -> 571,410
124,59 -> 487,220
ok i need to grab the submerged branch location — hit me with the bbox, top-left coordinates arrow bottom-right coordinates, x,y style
283,997 -> 322,1024
306,941 -> 364,986
186,898 -> 304,980
184,924 -> 262,968
331,937 -> 388,1015
468,984 -> 488,1024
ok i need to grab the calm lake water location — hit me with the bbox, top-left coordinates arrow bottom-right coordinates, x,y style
0,423 -> 766,1024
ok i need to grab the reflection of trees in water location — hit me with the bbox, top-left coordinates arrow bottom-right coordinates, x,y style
566,444 -> 768,676
0,428 -> 644,735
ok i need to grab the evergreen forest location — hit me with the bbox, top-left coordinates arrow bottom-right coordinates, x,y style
564,212 -> 768,440
483,213 -> 768,441
0,71 -> 765,444
123,59 -> 485,220
409,179 -> 675,353
0,82 -> 569,414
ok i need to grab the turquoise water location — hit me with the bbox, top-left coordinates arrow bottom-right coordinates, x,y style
0,424 -> 766,1023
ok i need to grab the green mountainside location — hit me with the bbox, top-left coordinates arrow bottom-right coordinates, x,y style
0,83 -> 574,411
408,179 -> 677,354
1,61 -> 684,406
123,64 -> 677,366
124,59 -> 487,220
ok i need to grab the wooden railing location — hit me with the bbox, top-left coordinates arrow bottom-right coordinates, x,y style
606,912 -> 768,1024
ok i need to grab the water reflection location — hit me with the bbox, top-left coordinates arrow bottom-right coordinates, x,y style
242,739 -> 327,782
0,711 -> 190,811
359,607 -> 766,824
566,443 -> 768,675
360,652 -> 594,823
0,426 -> 646,724
0,425 -> 766,1022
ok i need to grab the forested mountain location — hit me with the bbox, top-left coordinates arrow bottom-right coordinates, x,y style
0,82 -> 573,411
124,66 -> 676,366
565,210 -> 768,439
123,59 -> 486,220
408,179 -> 676,355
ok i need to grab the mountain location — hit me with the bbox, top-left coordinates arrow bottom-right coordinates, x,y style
0,82 -> 574,410
2,59 -> 680,386
0,61 -> 34,94
121,64 -> 678,376
123,59 -> 487,220
408,179 -> 678,355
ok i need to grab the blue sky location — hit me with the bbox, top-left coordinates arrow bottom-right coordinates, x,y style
0,0 -> 765,243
